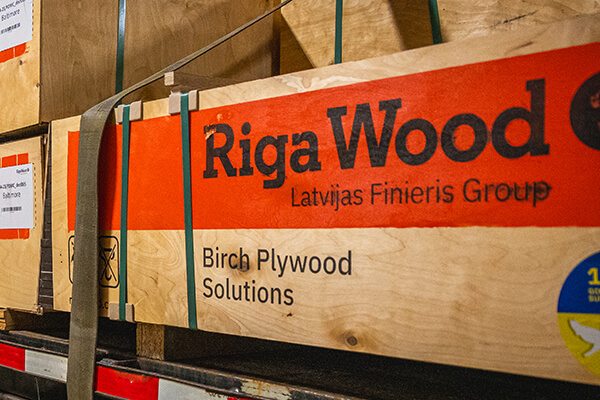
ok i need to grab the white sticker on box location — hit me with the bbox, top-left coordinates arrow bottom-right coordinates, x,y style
0,163 -> 34,229
0,0 -> 33,52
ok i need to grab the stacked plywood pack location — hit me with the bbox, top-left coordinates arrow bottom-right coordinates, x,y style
0,0 -> 278,315
51,5 -> 600,386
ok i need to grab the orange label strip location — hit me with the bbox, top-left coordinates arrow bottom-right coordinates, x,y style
68,43 -> 600,231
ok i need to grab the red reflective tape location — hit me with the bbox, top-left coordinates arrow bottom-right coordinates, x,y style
95,366 -> 159,400
0,343 -> 25,371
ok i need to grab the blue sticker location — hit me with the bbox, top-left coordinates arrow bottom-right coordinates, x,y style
558,252 -> 600,314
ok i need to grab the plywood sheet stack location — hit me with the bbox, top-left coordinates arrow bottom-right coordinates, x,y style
0,135 -> 46,314
279,0 -> 600,72
0,0 -> 278,135
52,12 -> 600,385
0,0 -> 279,318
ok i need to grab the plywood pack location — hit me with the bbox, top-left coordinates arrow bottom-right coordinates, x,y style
0,135 -> 46,312
280,0 -> 600,68
52,14 -> 600,384
0,0 -> 277,134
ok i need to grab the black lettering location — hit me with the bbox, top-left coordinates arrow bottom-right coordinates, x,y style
203,124 -> 237,178
283,289 -> 294,306
239,122 -> 254,176
441,113 -> 487,162
255,135 -> 288,189
203,278 -> 213,298
463,179 -> 481,202
203,248 -> 213,268
290,131 -> 321,173
257,249 -> 269,270
328,98 -> 402,169
395,119 -> 437,165
492,79 -> 549,158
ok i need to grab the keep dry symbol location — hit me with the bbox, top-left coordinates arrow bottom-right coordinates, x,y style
98,236 -> 119,288
68,235 -> 119,288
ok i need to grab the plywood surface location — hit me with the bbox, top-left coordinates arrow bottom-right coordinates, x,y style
39,0 -> 118,124
437,0 -> 600,42
281,0 -> 410,67
0,136 -> 45,312
280,0 -> 599,68
201,12 -> 600,109
120,0 -> 276,105
51,14 -> 600,384
0,0 -> 41,134
5,0 -> 276,134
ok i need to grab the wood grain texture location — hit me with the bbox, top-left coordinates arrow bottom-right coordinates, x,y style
120,0 -> 275,105
198,13 -> 600,109
5,0 -> 275,133
50,15 -> 600,383
281,0 -> 408,67
49,116 -> 77,315
0,137 -> 44,312
0,0 -> 41,134
280,0 -> 599,69
437,0 -> 600,42
51,225 -> 600,383
136,322 -> 278,360
39,0 -> 118,124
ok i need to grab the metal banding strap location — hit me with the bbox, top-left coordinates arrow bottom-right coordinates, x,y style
180,93 -> 197,329
67,1 -> 294,398
116,0 -> 127,94
334,0 -> 343,64
428,0 -> 442,44
119,104 -> 131,321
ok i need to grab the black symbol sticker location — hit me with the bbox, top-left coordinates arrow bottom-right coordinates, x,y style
68,235 -> 120,288
570,71 -> 600,151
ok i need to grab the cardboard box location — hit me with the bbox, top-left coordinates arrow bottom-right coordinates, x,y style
0,0 -> 277,134
52,14 -> 600,384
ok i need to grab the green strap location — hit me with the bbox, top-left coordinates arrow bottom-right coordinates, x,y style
428,0 -> 442,44
180,93 -> 197,330
116,0 -> 127,93
334,0 -> 343,64
68,3 -> 293,398
119,105 -> 130,321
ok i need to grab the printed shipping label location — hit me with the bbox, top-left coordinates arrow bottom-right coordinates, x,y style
0,163 -> 33,229
0,0 -> 32,52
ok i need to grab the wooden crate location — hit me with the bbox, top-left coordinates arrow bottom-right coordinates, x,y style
0,0 -> 277,134
52,14 -> 600,384
0,134 -> 47,313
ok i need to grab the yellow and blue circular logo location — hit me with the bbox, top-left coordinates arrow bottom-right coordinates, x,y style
558,252 -> 600,375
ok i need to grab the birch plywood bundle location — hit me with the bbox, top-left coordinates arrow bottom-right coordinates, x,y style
280,0 -> 600,69
0,136 -> 45,313
0,0 -> 276,134
437,0 -> 600,42
52,14 -> 600,384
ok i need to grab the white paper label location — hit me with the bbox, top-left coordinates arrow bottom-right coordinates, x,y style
0,163 -> 34,229
0,0 -> 33,52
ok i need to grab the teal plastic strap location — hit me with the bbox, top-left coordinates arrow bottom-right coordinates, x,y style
428,0 -> 442,44
119,104 -> 130,321
116,0 -> 127,93
334,0 -> 343,64
180,93 -> 198,330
